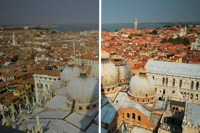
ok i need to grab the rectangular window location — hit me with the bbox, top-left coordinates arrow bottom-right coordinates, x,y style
138,115 -> 141,121
132,113 -> 135,119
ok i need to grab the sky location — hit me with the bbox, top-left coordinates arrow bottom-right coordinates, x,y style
102,0 -> 200,24
0,0 -> 99,25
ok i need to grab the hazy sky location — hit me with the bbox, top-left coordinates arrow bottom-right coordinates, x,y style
102,0 -> 200,24
0,0 -> 99,25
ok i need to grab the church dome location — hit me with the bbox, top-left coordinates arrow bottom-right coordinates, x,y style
118,64 -> 131,81
91,63 -> 99,81
101,51 -> 118,89
66,68 -> 99,108
60,60 -> 80,87
128,68 -> 155,99
112,55 -> 131,83
101,50 -> 109,59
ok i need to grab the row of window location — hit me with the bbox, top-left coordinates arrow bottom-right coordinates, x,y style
35,76 -> 60,81
37,83 -> 52,89
101,87 -> 116,92
127,113 -> 141,121
180,92 -> 199,100
79,104 -> 96,110
161,77 -> 199,90
133,97 -> 153,103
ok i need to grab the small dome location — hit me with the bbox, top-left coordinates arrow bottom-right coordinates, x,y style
60,65 -> 80,85
66,75 -> 99,105
68,59 -> 74,66
129,73 -> 155,98
118,64 -> 131,81
91,63 -> 99,81
101,50 -> 109,59
139,67 -> 147,74
101,61 -> 118,88
80,67 -> 87,75
111,55 -> 123,61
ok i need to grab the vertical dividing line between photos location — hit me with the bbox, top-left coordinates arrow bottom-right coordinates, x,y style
99,0 -> 102,132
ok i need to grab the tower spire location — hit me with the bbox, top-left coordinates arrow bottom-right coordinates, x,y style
12,32 -> 17,46
134,17 -> 137,30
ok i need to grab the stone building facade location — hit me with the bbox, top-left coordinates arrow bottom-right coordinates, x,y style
33,70 -> 60,103
145,60 -> 200,104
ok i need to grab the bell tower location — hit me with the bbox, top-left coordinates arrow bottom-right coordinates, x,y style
134,17 -> 137,30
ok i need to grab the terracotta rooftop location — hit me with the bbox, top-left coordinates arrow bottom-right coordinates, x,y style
34,70 -> 60,77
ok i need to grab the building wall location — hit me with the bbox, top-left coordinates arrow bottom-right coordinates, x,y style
12,84 -> 33,105
33,74 -> 59,102
147,72 -> 200,103
74,58 -> 98,66
123,108 -> 156,130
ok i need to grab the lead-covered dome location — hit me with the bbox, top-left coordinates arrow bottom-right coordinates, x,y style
60,60 -> 80,87
101,50 -> 118,89
66,68 -> 99,108
91,63 -> 99,81
128,68 -> 155,99
112,55 -> 131,84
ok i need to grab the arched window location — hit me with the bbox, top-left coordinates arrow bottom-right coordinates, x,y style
152,76 -> 154,80
166,78 -> 168,85
163,89 -> 165,95
138,116 -> 141,121
127,113 -> 130,118
191,81 -> 194,89
79,107 -> 82,110
179,80 -> 182,88
163,77 -> 165,85
173,79 -> 175,87
132,113 -> 135,119
196,82 -> 199,90
87,106 -> 90,109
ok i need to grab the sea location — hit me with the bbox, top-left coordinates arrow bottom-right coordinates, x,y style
54,22 -> 192,32
3,22 -> 197,32
54,23 -> 166,32
54,24 -> 99,32
102,23 -> 166,32
102,22 -> 200,32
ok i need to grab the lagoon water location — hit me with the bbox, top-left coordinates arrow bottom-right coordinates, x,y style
102,23 -> 168,32
55,24 -> 99,32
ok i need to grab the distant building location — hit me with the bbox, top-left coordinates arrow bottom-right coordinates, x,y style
74,58 -> 98,66
12,32 -> 17,46
179,26 -> 187,37
134,17 -> 137,30
191,37 -> 200,51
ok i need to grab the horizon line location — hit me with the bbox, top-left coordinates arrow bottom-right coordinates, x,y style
102,21 -> 200,25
